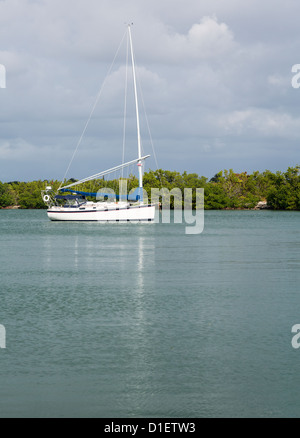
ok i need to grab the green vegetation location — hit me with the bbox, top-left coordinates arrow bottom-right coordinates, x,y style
0,165 -> 299,210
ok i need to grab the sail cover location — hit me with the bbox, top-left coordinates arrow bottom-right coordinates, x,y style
54,194 -> 85,200
59,187 -> 143,201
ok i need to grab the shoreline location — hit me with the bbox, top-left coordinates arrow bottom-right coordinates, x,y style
2,206 -> 299,212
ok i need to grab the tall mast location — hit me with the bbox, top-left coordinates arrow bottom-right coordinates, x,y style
128,24 -> 143,192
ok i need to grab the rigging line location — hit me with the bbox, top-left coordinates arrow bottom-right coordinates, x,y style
121,33 -> 129,179
136,69 -> 159,172
58,29 -> 128,190
60,155 -> 150,190
137,78 -> 163,187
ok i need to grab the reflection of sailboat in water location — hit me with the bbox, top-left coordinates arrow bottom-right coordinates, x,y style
42,25 -> 156,222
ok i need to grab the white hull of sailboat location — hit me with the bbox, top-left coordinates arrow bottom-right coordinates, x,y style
47,203 -> 155,222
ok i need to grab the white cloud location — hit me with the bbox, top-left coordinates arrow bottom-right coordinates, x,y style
186,16 -> 235,58
219,108 -> 300,139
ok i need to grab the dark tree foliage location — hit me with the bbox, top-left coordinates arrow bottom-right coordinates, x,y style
0,166 -> 299,210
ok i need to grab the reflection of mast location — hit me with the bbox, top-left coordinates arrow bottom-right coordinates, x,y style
128,24 -> 143,192
137,235 -> 145,293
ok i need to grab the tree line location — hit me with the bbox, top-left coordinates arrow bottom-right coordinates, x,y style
0,165 -> 299,210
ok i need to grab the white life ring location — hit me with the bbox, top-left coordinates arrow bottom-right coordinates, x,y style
43,194 -> 50,202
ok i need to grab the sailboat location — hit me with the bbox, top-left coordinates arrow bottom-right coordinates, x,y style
42,25 -> 156,222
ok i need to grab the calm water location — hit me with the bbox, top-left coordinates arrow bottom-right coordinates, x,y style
0,209 -> 299,418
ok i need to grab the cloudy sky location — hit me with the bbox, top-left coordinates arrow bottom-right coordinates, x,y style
0,0 -> 299,182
